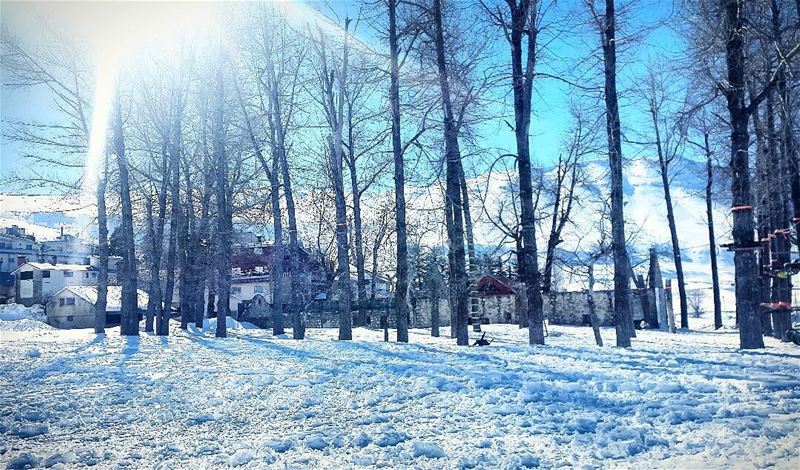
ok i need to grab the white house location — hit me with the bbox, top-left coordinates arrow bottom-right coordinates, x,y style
228,273 -> 273,316
0,225 -> 39,274
46,285 -> 148,329
12,262 -> 98,306
40,232 -> 94,265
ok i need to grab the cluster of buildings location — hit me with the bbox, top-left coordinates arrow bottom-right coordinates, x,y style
226,238 -> 392,327
0,226 -> 395,330
1,224 -> 634,331
0,224 -> 134,328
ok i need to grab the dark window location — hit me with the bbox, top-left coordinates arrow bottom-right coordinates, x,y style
66,298 -> 75,306
26,244 -> 32,250
63,271 -> 73,277
20,271 -> 33,280
59,298 -> 65,306
42,270 -> 50,278
66,316 -> 74,321
83,258 -> 90,264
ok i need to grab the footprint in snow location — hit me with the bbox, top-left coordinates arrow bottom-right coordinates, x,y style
305,433 -> 327,450
12,424 -> 48,438
227,449 -> 255,467
412,441 -> 446,458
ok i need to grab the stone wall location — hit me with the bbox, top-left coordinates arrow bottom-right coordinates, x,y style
412,290 -> 644,328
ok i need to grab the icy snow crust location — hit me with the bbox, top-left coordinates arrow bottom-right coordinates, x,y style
1,321 -> 799,469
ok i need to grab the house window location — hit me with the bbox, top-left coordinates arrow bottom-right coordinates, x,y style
254,286 -> 266,294
231,286 -> 242,295
42,270 -> 50,278
83,272 -> 89,278
64,271 -> 73,277
26,244 -> 32,250
83,258 -> 90,265
59,298 -> 65,306
65,298 -> 75,306
66,316 -> 74,321
20,271 -> 33,280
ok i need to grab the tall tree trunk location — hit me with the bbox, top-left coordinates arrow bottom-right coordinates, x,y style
320,19 -> 354,341
515,238 -> 529,328
600,0 -> 633,347
433,0 -> 469,346
429,258 -> 441,337
587,262 -> 604,347
180,167 -> 194,331
269,150 -> 285,336
720,0 -> 764,349
389,0 -> 409,343
347,141 -> 368,328
196,108 -> 214,329
112,92 -> 138,336
212,63 -> 230,339
769,0 -> 794,341
704,133 -> 723,329
651,110 -> 689,328
145,145 -> 170,333
505,0 -> 545,345
280,142 -> 304,339
260,30 -> 299,339
753,105 -> 773,336
445,193 -> 457,337
94,157 -> 109,334
159,121 -> 182,337
766,91 -> 792,340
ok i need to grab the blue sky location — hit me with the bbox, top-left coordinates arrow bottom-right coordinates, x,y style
0,0 -> 685,194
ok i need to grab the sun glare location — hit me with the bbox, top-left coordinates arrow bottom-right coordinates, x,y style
80,55 -> 117,208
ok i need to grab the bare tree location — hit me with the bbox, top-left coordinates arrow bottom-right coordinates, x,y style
713,0 -> 799,348
212,55 -> 231,339
586,0 -> 633,347
481,0 -> 545,344
112,89 -> 139,336
683,107 -> 724,330
638,66 -> 689,329
429,0 -> 470,345
310,18 -> 354,340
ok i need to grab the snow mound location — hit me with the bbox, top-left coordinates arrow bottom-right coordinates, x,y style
0,304 -> 50,332
193,316 -> 257,334
0,304 -> 45,322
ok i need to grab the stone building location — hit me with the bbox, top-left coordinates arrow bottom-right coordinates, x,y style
411,280 -> 644,328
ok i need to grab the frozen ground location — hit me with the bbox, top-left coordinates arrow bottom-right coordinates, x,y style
1,313 -> 799,469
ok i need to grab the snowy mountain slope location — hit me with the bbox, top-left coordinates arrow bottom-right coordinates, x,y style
469,158 -> 736,293
0,194 -> 95,240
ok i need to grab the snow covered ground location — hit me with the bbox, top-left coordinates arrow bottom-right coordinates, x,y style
1,314 -> 799,469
